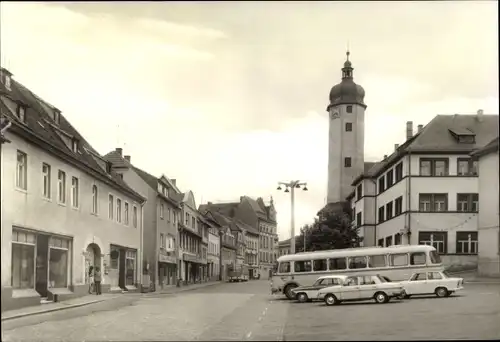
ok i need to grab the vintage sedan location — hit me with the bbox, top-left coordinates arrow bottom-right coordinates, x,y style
317,274 -> 406,306
291,275 -> 348,303
401,271 -> 464,298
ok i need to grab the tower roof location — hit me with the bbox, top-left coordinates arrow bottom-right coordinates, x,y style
327,51 -> 366,111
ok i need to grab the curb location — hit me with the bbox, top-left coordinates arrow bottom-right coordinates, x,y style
151,281 -> 221,296
1,298 -> 109,322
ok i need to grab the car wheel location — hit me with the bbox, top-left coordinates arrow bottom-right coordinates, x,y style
324,294 -> 338,306
435,287 -> 449,298
284,284 -> 298,300
403,294 -> 412,299
374,292 -> 389,304
297,293 -> 308,303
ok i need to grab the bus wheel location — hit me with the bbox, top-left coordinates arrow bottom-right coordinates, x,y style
297,293 -> 308,303
284,284 -> 298,300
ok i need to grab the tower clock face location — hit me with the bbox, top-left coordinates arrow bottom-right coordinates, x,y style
330,111 -> 340,120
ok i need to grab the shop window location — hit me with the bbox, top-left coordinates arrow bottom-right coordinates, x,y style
11,230 -> 36,289
126,250 -> 136,286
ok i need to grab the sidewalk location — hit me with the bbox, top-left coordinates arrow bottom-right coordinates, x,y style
1,293 -> 121,322
1,281 -> 222,322
449,270 -> 500,283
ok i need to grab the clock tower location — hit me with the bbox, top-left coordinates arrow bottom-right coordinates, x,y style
326,51 -> 366,205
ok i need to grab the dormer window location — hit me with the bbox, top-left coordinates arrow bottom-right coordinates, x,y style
71,138 -> 78,152
448,128 -> 476,144
4,75 -> 11,90
1,69 -> 12,90
16,105 -> 26,123
53,110 -> 60,125
106,162 -> 112,174
458,135 -> 475,144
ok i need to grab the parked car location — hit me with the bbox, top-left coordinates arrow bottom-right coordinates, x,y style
291,275 -> 348,303
317,274 -> 406,306
401,271 -> 464,298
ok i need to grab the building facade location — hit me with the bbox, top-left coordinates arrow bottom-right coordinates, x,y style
471,137 -> 500,277
350,114 -> 499,270
0,69 -> 145,311
278,238 -> 291,256
326,51 -> 366,205
204,212 -> 221,281
176,191 -> 206,284
104,148 -> 181,290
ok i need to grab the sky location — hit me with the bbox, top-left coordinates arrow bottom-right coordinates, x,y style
1,1 -> 498,240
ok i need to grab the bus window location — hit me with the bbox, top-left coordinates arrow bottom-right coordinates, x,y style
429,250 -> 442,264
278,262 -> 290,274
389,253 -> 408,266
348,256 -> 367,269
410,252 -> 426,265
328,257 -> 347,270
368,255 -> 387,268
294,260 -> 312,273
313,259 -> 328,272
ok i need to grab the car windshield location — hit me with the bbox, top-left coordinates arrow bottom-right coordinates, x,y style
313,279 -> 323,286
441,271 -> 450,278
376,275 -> 389,282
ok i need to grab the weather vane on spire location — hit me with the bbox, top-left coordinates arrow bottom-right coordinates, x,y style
346,41 -> 350,61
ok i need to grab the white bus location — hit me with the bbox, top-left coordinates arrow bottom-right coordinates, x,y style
270,245 -> 443,299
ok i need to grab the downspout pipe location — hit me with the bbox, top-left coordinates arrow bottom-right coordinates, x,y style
407,149 -> 412,244
140,199 -> 147,288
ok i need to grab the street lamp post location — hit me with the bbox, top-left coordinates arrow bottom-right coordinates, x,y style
277,180 -> 308,254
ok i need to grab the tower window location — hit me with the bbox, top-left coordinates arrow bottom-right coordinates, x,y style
346,105 -> 353,113
345,123 -> 352,132
344,157 -> 352,167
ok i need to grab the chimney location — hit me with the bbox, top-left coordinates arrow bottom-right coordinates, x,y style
417,124 -> 423,133
208,201 -> 212,205
394,144 -> 399,151
383,154 -> 388,159
406,121 -> 413,140
115,147 -> 123,157
477,109 -> 484,122
124,155 -> 131,162
171,178 -> 176,186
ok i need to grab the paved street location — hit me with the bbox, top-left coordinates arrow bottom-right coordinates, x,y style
2,280 -> 500,341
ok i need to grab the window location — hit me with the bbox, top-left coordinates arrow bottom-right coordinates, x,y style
386,202 -> 393,220
378,238 -> 384,247
457,158 -> 478,176
11,230 -> 36,289
378,206 -> 385,223
71,139 -> 78,153
279,262 -> 290,273
192,217 -> 196,229
48,236 -> 70,288
360,276 -> 377,285
116,199 -> 122,223
457,193 -> 479,212
419,158 -> 449,176
57,170 -> 66,203
410,273 -> 427,281
42,163 -> 51,198
16,105 -> 26,122
385,236 -> 393,247
160,204 -> 164,219
395,196 -> 403,216
356,184 -> 362,201
394,233 -> 402,245
395,162 -> 403,182
16,150 -> 27,190
368,255 -> 387,268
456,231 -> 478,254
53,111 -> 60,125
160,233 -> 165,248
328,258 -> 347,270
133,206 -> 138,228
386,170 -> 394,187
344,157 -> 352,167
419,193 -> 448,212
344,277 -> 358,286
378,177 -> 385,193
419,232 -> 447,254
348,256 -> 367,269
389,253 -> 408,266
428,272 -> 443,280
356,212 -> 362,227
92,185 -> 98,214
124,202 -> 129,225
125,250 -> 136,286
346,105 -> 353,113
108,195 -> 114,220
345,122 -> 353,132
70,177 -> 79,208
167,208 -> 171,222
313,259 -> 328,271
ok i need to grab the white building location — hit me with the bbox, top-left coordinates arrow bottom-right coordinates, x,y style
0,68 -> 146,311
350,113 -> 499,270
471,137 -> 500,277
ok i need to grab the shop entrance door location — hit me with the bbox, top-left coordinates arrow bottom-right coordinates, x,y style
35,234 -> 49,297
118,248 -> 126,289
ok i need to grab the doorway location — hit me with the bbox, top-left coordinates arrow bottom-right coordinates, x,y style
35,234 -> 49,297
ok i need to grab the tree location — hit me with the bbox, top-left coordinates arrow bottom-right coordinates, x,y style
298,202 -> 362,252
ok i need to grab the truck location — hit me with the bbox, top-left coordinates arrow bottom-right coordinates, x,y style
228,265 -> 249,282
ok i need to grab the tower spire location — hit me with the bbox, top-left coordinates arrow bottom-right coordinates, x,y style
346,41 -> 350,61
